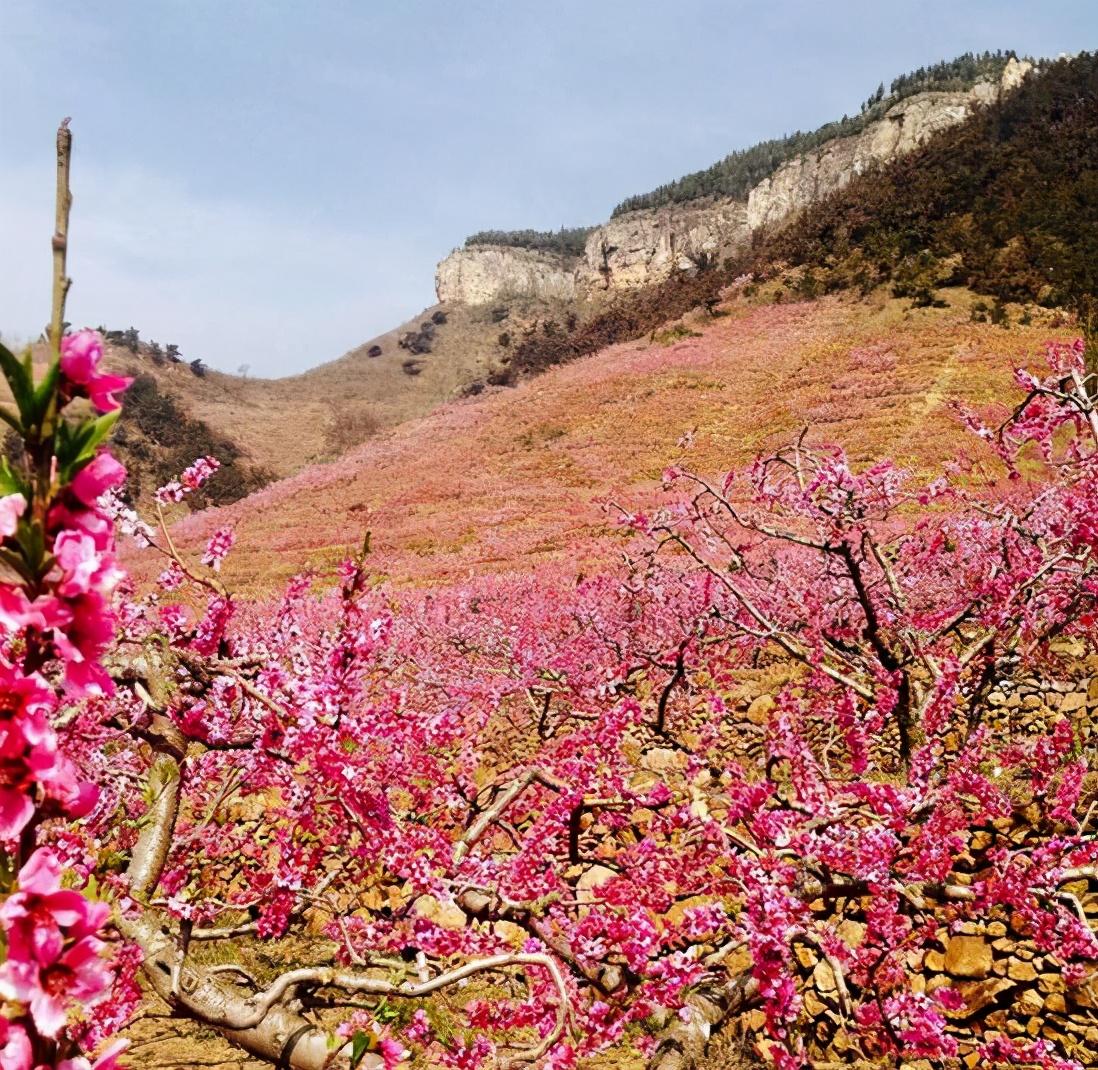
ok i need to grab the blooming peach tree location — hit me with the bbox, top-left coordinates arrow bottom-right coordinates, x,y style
0,119 -> 133,1067
4,124 -> 1096,1070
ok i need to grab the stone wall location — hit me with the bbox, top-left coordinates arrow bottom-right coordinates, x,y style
769,665 -> 1097,1067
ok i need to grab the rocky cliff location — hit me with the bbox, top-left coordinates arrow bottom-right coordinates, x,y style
435,245 -> 578,305
435,199 -> 750,307
746,56 -> 1031,230
580,199 -> 748,291
435,57 -> 1032,306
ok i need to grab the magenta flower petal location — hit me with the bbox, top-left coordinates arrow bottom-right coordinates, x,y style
86,374 -> 133,414
60,330 -> 103,385
0,1019 -> 32,1070
71,453 -> 127,507
0,788 -> 34,839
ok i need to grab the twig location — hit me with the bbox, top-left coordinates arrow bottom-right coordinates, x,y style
193,951 -> 572,1062
49,118 -> 73,356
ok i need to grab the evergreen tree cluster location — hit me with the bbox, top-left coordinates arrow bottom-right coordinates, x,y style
889,50 -> 1019,98
464,226 -> 593,258
611,51 -> 1022,217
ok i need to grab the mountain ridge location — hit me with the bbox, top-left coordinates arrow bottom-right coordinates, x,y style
435,56 -> 1032,306
57,50 -> 1091,515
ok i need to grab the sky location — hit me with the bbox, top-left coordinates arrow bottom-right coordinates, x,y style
1,1 -> 1094,377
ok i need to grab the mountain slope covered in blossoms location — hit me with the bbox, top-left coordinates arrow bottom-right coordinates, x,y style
167,290 -> 1078,591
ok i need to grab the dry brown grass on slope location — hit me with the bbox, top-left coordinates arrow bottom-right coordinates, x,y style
11,292 -> 590,510
99,302 -> 523,480
8,299 -> 556,489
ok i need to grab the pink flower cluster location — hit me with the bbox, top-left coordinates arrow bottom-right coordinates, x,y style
0,330 -> 132,1066
0,852 -> 113,1040
155,456 -> 220,505
200,525 -> 235,571
0,666 -> 95,841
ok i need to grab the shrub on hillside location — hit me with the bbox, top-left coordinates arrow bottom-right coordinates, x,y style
114,374 -> 273,507
890,250 -> 951,307
324,406 -> 380,455
399,324 -> 434,354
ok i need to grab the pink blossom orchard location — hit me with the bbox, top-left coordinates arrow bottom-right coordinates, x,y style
5,131 -> 1097,1070
8,333 -> 1083,1070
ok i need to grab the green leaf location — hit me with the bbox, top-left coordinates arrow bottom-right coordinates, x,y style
0,407 -> 22,437
31,359 -> 59,427
0,458 -> 27,500
349,1031 -> 372,1068
54,420 -> 74,462
0,343 -> 35,427
15,519 -> 45,574
0,547 -> 37,585
56,410 -> 122,484
79,409 -> 120,458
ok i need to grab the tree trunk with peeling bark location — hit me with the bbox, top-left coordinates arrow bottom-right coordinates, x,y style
121,718 -> 368,1070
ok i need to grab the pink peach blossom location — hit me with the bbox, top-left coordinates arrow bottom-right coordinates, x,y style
0,494 -> 26,539
70,455 -> 126,508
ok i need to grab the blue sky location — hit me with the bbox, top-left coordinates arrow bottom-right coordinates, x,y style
1,1 -> 1094,376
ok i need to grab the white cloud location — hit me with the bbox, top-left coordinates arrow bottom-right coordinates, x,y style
0,162 -> 434,375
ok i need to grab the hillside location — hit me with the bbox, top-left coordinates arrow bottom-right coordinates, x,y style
164,288 -> 1077,591
471,52 -> 1097,389
58,52 -> 1084,515
50,53 -> 1092,520
89,299 -> 558,504
15,26 -> 1098,1070
767,50 -> 1098,312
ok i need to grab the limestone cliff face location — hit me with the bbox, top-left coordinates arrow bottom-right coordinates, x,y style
434,200 -> 749,307
746,58 -> 1031,231
435,246 -> 577,305
435,58 -> 1032,306
579,200 -> 749,291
